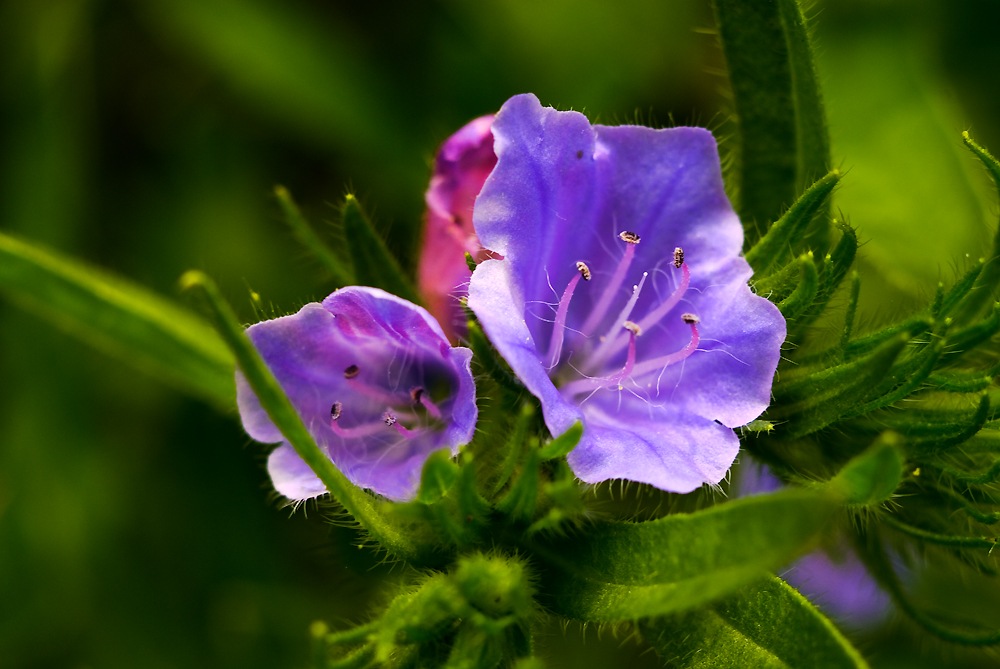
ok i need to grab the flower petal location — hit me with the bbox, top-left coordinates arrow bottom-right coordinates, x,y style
567,405 -> 740,492
237,286 -> 477,501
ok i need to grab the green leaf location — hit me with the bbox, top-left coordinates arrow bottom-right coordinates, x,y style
640,575 -> 868,669
770,331 -> 910,439
180,270 -> 442,565
538,421 -> 582,460
532,487 -> 840,621
340,194 -> 420,304
745,171 -> 840,276
712,0 -> 831,249
827,433 -> 904,507
415,449 -> 460,504
0,231 -> 235,407
274,185 -> 353,287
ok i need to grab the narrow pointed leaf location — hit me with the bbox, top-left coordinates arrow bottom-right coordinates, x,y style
772,333 -> 911,438
340,194 -> 419,304
745,171 -> 840,276
533,487 -> 839,621
0,231 -> 234,407
640,575 -> 868,669
712,0 -> 831,249
531,443 -> 892,622
828,432 -> 904,506
275,185 -> 353,286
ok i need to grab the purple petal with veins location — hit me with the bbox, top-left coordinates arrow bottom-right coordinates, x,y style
236,286 -> 477,501
467,94 -> 785,492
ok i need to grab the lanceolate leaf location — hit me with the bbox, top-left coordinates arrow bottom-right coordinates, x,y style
532,487 -> 839,621
340,194 -> 420,304
640,575 -> 868,669
713,0 -> 831,250
531,443 -> 899,622
0,231 -> 235,407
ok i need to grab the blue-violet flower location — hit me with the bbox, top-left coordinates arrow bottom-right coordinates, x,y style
467,94 -> 785,492
418,114 -> 496,340
236,287 -> 478,501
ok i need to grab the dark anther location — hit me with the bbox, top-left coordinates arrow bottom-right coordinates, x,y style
673,247 -> 684,268
344,364 -> 360,379
619,230 -> 641,244
681,313 -> 700,325
576,149 -> 584,159
410,387 -> 425,403
575,261 -> 592,281
330,401 -> 343,421
383,412 -> 397,426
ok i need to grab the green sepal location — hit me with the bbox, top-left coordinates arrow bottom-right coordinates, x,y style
712,0 -> 831,249
274,185 -> 353,286
745,170 -> 841,276
531,485 -> 841,621
958,132 -> 1000,320
496,445 -> 542,522
770,331 -> 911,438
180,270 -> 442,566
946,301 -> 1000,353
936,258 -> 986,320
415,449 -> 460,504
538,421 -> 583,460
466,317 -> 523,393
465,251 -> 477,273
640,575 -> 868,669
828,433 -> 904,506
399,450 -> 491,549
340,193 -> 419,304
774,252 -> 819,320
492,402 -> 538,497
374,575 -> 463,659
525,463 -> 587,535
0,231 -> 236,408
874,393 -> 991,456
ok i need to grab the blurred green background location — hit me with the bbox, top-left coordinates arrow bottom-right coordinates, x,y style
2,1 -> 1000,667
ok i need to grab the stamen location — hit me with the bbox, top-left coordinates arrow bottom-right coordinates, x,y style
628,314 -> 701,379
673,247 -> 684,268
329,403 -> 392,438
581,233 -> 640,336
560,320 -> 641,396
546,262 -> 589,367
587,272 -> 648,369
634,256 -> 691,334
411,386 -> 443,420
344,364 -> 360,379
384,411 -> 414,437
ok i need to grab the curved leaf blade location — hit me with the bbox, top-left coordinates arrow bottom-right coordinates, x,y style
0,231 -> 234,407
640,575 -> 868,669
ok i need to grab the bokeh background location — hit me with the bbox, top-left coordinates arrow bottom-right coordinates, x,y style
2,1 -> 1000,667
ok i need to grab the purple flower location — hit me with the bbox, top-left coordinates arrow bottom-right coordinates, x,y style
467,94 -> 785,492
418,115 -> 497,341
236,287 -> 477,501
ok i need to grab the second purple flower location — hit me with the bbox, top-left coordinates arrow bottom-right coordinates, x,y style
467,94 -> 786,493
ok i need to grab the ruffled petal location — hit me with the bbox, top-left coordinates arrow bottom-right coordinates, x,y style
267,444 -> 327,501
567,405 -> 740,492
